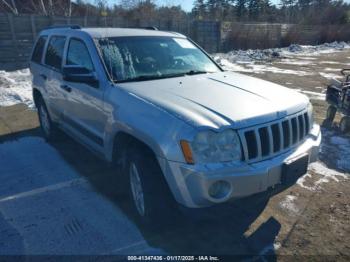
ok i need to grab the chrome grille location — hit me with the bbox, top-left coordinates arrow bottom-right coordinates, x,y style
239,111 -> 310,162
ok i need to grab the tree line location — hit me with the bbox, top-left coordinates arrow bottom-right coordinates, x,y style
193,0 -> 350,24
1,0 -> 349,25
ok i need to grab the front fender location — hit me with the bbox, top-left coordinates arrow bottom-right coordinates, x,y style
103,87 -> 195,163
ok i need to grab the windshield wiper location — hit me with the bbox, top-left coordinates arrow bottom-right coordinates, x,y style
116,73 -> 186,83
184,70 -> 209,75
115,71 -> 209,83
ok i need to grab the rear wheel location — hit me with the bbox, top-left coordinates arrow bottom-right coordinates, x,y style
339,116 -> 350,133
126,146 -> 175,225
37,99 -> 59,141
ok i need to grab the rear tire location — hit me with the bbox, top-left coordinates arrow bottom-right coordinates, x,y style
37,98 -> 59,141
339,116 -> 350,134
126,146 -> 176,225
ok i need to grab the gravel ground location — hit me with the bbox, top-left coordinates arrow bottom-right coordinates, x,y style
0,49 -> 349,260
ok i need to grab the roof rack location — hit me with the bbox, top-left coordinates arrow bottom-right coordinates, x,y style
141,26 -> 158,31
46,25 -> 81,30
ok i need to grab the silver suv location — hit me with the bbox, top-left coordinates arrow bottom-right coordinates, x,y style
30,26 -> 321,222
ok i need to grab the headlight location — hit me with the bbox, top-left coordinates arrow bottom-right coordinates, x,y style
307,103 -> 314,126
190,129 -> 242,163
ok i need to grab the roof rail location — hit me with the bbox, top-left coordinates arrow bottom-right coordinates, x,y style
141,26 -> 158,31
46,24 -> 81,30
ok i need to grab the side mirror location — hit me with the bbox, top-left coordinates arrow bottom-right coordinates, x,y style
62,66 -> 99,87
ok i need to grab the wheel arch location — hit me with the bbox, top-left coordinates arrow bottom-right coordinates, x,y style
32,88 -> 43,108
112,131 -> 158,168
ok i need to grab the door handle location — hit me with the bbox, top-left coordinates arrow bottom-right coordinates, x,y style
60,85 -> 72,93
39,74 -> 47,80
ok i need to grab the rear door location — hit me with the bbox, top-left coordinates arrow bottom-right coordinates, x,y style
61,37 -> 107,151
43,35 -> 67,121
30,35 -> 48,106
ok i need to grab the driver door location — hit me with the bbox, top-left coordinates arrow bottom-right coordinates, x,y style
61,37 -> 107,152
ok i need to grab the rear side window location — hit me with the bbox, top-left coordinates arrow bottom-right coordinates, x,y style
45,36 -> 66,70
31,36 -> 47,64
66,38 -> 94,72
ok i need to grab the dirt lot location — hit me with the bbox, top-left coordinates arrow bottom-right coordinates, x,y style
0,50 -> 349,260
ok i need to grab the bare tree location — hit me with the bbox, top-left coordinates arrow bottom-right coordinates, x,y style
1,0 -> 18,14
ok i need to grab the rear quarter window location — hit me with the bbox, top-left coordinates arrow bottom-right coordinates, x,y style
31,36 -> 47,64
45,36 -> 66,70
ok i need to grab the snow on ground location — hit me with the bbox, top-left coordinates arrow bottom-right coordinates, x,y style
298,90 -> 326,101
215,59 -> 313,76
297,162 -> 348,192
319,72 -> 343,80
0,69 -> 33,108
214,41 -> 349,77
280,195 -> 299,214
215,41 -> 350,65
276,59 -> 316,66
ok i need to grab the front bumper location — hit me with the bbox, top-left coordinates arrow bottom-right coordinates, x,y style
158,124 -> 321,208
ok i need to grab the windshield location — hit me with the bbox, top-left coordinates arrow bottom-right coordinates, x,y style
97,36 -> 221,82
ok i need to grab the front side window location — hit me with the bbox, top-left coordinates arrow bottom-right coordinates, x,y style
98,36 -> 220,82
45,36 -> 66,70
66,38 -> 94,72
32,35 -> 47,64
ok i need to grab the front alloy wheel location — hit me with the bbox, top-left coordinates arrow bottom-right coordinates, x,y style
129,162 -> 146,217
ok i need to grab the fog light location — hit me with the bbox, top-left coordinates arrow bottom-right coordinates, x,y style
208,180 -> 231,200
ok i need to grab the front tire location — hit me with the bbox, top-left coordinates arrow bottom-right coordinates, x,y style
126,147 -> 175,225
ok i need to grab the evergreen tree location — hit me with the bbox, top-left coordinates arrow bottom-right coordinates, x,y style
236,0 -> 247,20
193,0 -> 207,19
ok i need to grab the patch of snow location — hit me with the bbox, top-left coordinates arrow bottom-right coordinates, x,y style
276,59 -> 315,66
297,173 -> 314,191
319,61 -> 338,64
297,162 -> 348,192
298,90 -> 326,101
302,57 -> 318,60
319,72 -> 342,80
280,195 -> 299,213
0,69 -> 34,108
246,64 -> 312,76
215,41 -> 350,65
213,57 -> 253,73
215,57 -> 313,75
321,130 -> 350,173
324,68 -> 341,72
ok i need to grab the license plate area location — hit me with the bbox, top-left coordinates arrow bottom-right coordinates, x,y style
282,154 -> 309,185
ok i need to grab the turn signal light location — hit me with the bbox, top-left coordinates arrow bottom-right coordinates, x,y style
180,140 -> 194,164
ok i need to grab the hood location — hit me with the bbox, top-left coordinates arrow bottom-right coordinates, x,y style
117,71 -> 309,130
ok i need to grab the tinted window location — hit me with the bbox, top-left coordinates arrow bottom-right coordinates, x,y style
32,36 -> 47,63
45,36 -> 66,70
66,39 -> 94,72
